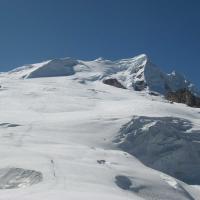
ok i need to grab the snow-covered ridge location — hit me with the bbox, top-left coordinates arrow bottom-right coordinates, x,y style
3,54 -> 199,96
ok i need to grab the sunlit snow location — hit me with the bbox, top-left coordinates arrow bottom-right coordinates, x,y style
0,54 -> 199,199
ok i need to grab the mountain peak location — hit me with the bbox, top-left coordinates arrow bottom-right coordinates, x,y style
134,53 -> 148,60
2,54 -> 199,98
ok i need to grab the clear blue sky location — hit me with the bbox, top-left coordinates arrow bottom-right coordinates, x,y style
0,0 -> 199,86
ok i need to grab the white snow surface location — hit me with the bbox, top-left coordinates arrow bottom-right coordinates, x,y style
0,55 -> 199,199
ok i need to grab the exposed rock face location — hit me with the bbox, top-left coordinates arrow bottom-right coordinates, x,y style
166,89 -> 200,107
103,78 -> 126,89
114,116 -> 200,184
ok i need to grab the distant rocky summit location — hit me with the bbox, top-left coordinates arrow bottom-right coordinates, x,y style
166,89 -> 200,108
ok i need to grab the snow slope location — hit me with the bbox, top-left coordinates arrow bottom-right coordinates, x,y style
0,55 -> 199,199
115,116 -> 200,185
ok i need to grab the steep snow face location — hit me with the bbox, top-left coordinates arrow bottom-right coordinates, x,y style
143,60 -> 167,94
7,60 -> 52,79
26,58 -> 77,78
113,55 -> 199,95
113,54 -> 148,90
8,58 -> 77,79
4,54 -> 199,96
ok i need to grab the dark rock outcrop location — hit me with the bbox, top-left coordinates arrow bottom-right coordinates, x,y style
103,78 -> 126,89
166,89 -> 200,107
133,80 -> 147,91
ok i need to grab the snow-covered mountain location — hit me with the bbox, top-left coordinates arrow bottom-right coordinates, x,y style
0,54 -> 200,200
6,54 -> 199,96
